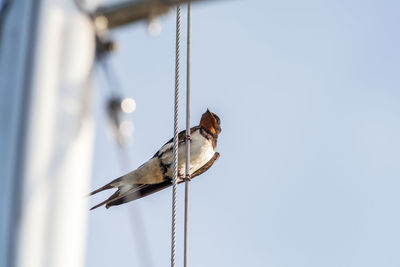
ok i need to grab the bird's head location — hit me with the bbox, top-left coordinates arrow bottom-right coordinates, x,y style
200,109 -> 221,137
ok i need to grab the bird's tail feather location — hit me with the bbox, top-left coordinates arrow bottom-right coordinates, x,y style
90,198 -> 113,210
106,181 -> 172,208
88,174 -> 129,196
90,189 -> 121,210
90,181 -> 173,210
90,183 -> 149,210
88,183 -> 113,196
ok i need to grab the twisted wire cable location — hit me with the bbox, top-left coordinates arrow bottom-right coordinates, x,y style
171,2 -> 181,267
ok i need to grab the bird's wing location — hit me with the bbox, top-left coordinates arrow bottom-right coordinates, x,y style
104,152 -> 220,209
153,126 -> 202,157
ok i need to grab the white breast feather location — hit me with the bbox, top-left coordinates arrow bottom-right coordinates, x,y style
160,129 -> 215,179
186,130 -> 214,174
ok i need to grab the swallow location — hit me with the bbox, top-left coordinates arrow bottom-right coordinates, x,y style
89,109 -> 221,210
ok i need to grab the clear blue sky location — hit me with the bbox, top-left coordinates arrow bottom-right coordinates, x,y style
87,1 -> 400,266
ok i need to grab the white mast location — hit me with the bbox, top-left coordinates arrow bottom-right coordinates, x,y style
0,0 -> 95,267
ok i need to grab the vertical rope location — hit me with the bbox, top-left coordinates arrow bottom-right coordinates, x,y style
184,1 -> 192,267
171,2 -> 181,267
100,51 -> 155,267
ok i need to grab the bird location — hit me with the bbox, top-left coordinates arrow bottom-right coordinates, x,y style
89,109 -> 221,210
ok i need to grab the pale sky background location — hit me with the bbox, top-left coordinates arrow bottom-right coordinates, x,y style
87,1 -> 400,267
